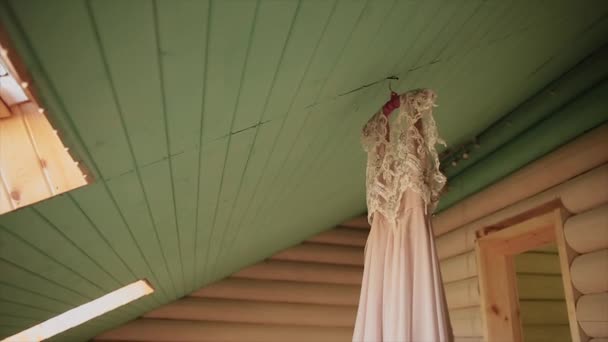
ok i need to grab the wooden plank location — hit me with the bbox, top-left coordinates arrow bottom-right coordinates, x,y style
307,227 -> 368,247
144,297 -> 356,328
191,278 -> 359,306
233,260 -> 362,285
96,319 -> 353,342
271,242 -> 363,266
139,160 -> 185,295
555,208 -> 586,342
88,0 -> 168,166
154,0 -> 209,293
0,106 -> 50,210
69,182 -> 168,303
18,102 -> 87,190
476,210 -> 556,255
476,243 -> 522,341
106,171 -> 176,300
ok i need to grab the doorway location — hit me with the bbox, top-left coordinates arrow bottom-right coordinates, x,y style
475,207 -> 584,342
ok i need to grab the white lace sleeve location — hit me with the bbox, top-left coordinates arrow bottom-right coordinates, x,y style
361,111 -> 388,152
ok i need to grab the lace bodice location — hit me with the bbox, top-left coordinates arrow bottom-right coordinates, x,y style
361,89 -> 446,224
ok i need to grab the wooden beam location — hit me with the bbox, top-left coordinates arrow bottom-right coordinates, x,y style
191,278 -> 360,306
144,298 -> 356,328
307,227 -> 368,247
271,242 -> 363,266
555,208 -> 587,342
233,260 -> 363,285
476,242 -> 522,342
95,319 -> 353,342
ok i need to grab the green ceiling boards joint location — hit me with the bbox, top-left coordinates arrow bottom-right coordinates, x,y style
1,0 -> 608,340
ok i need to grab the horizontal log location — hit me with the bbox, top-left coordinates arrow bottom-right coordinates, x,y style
191,278 -> 360,306
144,298 -> 356,328
449,307 -> 482,337
517,275 -> 565,300
522,324 -> 572,342
565,204 -> 608,253
577,292 -> 608,337
454,338 -> 483,342
233,260 -> 363,285
434,125 -> 608,236
271,243 -> 363,266
571,249 -> 608,294
436,164 -> 608,260
95,319 -> 352,342
440,252 -> 477,283
520,301 -> 569,325
445,277 -> 479,309
341,216 -> 369,229
307,227 -> 368,247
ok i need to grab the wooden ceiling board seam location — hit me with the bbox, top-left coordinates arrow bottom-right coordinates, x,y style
85,2 -> 179,299
230,0 -> 301,133
247,0 -> 370,229
193,1 -> 259,286
405,2 -> 478,87
88,0 -> 186,296
0,214 -> 122,295
0,259 -> 90,306
0,282 -> 74,312
191,0 -> 213,290
104,173 -> 176,301
209,2 -> 303,265
57,194 -> 141,287
214,0 -> 340,263
409,1 -> 485,88
317,0 -> 397,102
151,0 -> 186,296
0,225 -> 110,299
206,130 -> 257,280
211,2 -> 302,278
194,139 -> 229,285
200,1 -> 258,143
427,1 -> 510,96
68,184 -> 169,305
26,206 -> 132,300
204,0 -> 262,280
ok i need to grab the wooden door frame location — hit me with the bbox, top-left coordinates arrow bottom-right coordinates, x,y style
475,206 -> 584,342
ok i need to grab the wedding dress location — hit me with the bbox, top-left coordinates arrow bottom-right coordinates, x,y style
353,89 -> 452,342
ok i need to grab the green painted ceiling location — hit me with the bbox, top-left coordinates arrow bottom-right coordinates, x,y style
0,0 -> 607,340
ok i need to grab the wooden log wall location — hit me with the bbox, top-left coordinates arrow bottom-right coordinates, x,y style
565,203 -> 608,340
431,125 -> 608,341
96,124 -> 608,341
